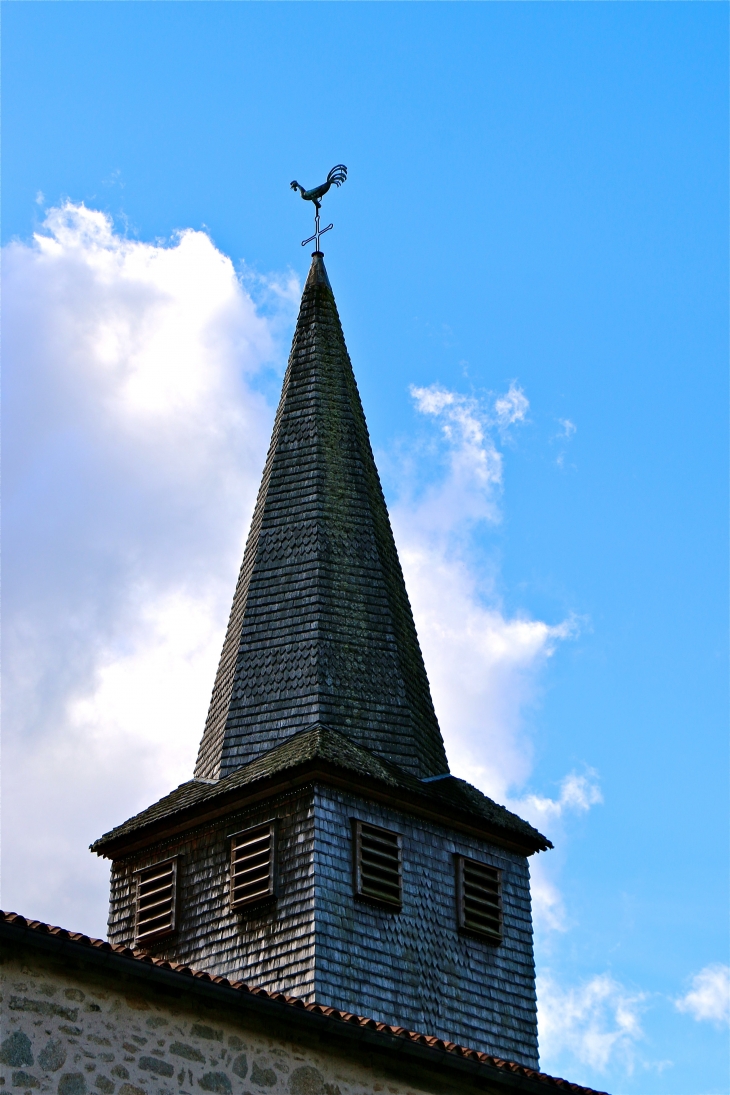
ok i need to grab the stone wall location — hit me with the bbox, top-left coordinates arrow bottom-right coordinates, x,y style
0,944 -> 444,1095
313,787 -> 539,1068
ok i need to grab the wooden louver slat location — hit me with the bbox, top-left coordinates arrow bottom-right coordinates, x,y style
136,859 -> 177,943
354,821 -> 402,908
456,855 -> 502,942
230,823 -> 275,909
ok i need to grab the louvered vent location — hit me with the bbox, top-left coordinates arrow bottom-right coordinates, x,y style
135,859 -> 177,944
353,821 -> 402,908
456,856 -> 502,942
230,823 -> 275,909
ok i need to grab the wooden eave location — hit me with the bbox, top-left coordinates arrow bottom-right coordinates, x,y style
92,759 -> 550,861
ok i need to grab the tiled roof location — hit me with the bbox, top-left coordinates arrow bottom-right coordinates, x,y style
92,723 -> 551,855
1,909 -> 607,1095
195,252 -> 449,783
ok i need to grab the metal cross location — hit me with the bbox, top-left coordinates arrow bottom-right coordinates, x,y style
301,209 -> 333,250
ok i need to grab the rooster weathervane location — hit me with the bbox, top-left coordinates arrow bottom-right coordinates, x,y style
291,164 -> 347,250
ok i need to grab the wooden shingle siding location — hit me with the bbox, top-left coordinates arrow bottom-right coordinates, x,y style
108,790 -> 316,1000
107,781 -> 538,1067
314,787 -> 538,1068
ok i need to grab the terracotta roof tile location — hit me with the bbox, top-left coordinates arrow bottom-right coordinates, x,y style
1,908 -> 605,1095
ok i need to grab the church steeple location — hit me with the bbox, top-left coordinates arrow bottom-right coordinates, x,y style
95,246 -> 548,1071
195,252 -> 449,782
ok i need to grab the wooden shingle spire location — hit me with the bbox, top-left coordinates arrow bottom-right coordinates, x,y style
195,253 -> 449,781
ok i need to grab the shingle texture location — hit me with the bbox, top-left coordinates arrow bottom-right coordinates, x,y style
102,782 -> 538,1064
107,791 -> 317,999
313,786 -> 540,1066
195,254 -> 449,782
92,724 -> 550,855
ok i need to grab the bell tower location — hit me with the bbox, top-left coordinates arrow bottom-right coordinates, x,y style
92,250 -> 551,1069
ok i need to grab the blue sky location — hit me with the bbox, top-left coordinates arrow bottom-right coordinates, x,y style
2,4 -> 728,1093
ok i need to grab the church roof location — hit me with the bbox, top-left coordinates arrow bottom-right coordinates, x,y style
195,252 -> 449,782
1,910 -> 607,1095
92,723 -> 551,857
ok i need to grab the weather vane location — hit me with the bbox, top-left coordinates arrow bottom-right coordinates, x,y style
290,164 -> 347,250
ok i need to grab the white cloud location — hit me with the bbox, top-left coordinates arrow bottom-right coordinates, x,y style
1,202 -> 289,933
408,380 -> 529,518
512,773 -> 602,934
537,972 -> 646,1075
675,964 -> 730,1027
554,417 -> 577,469
392,385 -> 600,941
494,381 -> 529,426
3,207 -> 589,953
409,384 -> 503,528
529,860 -> 569,934
515,770 -> 603,826
401,545 -> 575,801
393,383 -> 575,806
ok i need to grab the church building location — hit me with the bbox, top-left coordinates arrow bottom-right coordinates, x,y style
1,251 -> 607,1095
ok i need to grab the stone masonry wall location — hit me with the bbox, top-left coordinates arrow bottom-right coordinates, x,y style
107,790 -> 316,1000
313,788 -> 539,1068
0,944 -> 447,1095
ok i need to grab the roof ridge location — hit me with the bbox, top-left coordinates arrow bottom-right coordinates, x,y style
1,909 -> 606,1095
